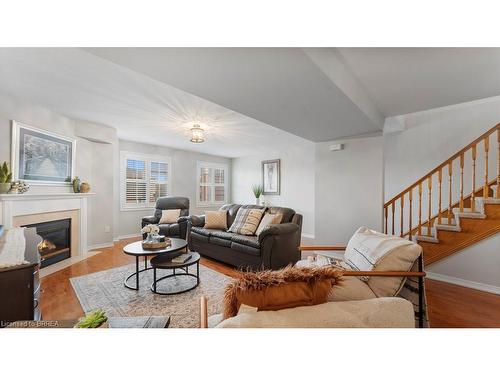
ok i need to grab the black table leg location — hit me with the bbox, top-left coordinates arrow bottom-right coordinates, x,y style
153,267 -> 157,293
124,255 -> 154,290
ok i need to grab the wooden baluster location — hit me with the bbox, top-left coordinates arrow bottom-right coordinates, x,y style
471,145 -> 476,212
497,129 -> 500,199
384,206 -> 388,234
448,161 -> 452,223
408,189 -> 413,241
418,182 -> 422,235
391,203 -> 395,235
437,168 -> 442,224
427,175 -> 432,235
459,154 -> 464,212
484,137 -> 489,198
400,195 -> 404,237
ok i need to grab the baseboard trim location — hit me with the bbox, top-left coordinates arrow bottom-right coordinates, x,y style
426,272 -> 500,295
113,233 -> 141,242
301,233 -> 315,239
86,242 -> 114,251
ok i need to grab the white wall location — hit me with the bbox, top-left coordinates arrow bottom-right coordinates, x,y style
384,96 -> 500,291
231,139 -> 316,237
117,140 -> 231,237
427,234 -> 500,294
0,92 -> 116,247
315,136 -> 384,244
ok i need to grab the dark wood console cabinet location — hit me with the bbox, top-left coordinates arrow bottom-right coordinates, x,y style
0,228 -> 41,327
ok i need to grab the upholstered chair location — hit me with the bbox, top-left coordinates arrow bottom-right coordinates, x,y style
141,197 -> 190,239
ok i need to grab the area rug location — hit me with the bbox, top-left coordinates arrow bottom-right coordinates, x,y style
70,263 -> 231,328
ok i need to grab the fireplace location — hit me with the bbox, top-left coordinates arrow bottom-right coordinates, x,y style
24,219 -> 71,268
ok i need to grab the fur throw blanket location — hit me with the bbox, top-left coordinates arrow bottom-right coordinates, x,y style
223,266 -> 343,319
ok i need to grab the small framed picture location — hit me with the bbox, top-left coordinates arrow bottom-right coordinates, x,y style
262,159 -> 281,195
11,121 -> 75,185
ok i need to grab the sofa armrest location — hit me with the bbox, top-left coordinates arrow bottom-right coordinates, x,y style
188,214 -> 206,227
257,223 -> 299,242
142,215 -> 159,227
178,215 -> 190,223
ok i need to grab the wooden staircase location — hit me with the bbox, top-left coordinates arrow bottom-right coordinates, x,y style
384,123 -> 500,265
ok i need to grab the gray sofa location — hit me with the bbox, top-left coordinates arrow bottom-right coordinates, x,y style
142,196 -> 190,239
188,204 -> 302,270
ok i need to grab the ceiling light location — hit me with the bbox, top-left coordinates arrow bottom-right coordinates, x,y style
190,124 -> 205,143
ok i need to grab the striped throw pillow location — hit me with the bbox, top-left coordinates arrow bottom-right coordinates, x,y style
228,208 -> 265,235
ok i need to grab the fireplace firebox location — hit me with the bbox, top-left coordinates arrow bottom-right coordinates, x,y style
23,219 -> 71,268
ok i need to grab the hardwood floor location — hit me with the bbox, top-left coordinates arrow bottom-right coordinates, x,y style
40,238 -> 500,327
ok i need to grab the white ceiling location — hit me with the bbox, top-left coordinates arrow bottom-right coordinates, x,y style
337,48 -> 500,116
2,48 -> 500,158
0,48 -> 311,158
84,48 -> 381,142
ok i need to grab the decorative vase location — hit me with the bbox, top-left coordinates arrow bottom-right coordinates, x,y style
0,182 -> 11,194
145,233 -> 155,243
72,177 -> 80,193
255,197 -> 260,205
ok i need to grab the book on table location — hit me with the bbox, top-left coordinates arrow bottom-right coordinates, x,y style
171,253 -> 192,264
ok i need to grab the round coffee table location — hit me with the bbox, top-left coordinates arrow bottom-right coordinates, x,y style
122,238 -> 187,290
150,252 -> 201,295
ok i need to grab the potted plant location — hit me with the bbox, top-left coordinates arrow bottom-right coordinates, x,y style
0,162 -> 12,194
252,184 -> 264,205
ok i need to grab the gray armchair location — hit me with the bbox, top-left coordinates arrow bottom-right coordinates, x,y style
142,197 -> 190,239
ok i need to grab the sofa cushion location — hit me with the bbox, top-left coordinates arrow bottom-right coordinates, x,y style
230,234 -> 260,249
218,204 -> 242,228
158,223 -> 180,237
230,242 -> 261,257
228,208 -> 265,235
191,227 -> 216,237
255,213 -> 283,236
344,227 -> 422,297
204,210 -> 228,230
209,236 -> 232,248
265,206 -> 295,223
190,231 -> 209,243
215,298 -> 415,328
159,209 -> 181,224
210,230 -> 235,241
328,276 -> 377,301
223,266 -> 343,319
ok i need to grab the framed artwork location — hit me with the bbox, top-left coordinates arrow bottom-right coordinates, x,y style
262,159 -> 280,195
11,121 -> 75,185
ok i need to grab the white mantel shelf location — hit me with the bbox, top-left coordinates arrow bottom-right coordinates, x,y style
0,193 -> 95,200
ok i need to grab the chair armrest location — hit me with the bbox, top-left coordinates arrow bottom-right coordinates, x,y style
178,215 -> 189,223
188,214 -> 205,227
258,223 -> 299,242
142,215 -> 159,227
342,270 -> 426,277
299,245 -> 346,251
200,296 -> 208,328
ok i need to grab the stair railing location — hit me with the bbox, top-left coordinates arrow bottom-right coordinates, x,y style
384,123 -> 500,239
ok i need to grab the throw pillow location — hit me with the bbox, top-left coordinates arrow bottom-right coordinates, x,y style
344,226 -> 422,297
159,209 -> 181,224
255,213 -> 283,236
204,210 -> 228,230
223,266 -> 343,319
228,208 -> 265,235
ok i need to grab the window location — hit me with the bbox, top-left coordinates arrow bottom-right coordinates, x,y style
196,161 -> 228,207
121,152 -> 171,210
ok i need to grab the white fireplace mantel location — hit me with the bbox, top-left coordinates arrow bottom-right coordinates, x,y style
0,193 -> 94,255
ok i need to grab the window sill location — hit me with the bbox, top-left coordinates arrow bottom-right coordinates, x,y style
120,206 -> 155,212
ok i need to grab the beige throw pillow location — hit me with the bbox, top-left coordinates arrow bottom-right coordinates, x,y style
159,209 -> 181,224
204,210 -> 228,230
228,208 -> 265,235
255,213 -> 283,236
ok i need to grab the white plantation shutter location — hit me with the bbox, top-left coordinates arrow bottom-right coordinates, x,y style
197,162 -> 228,206
149,161 -> 168,204
125,159 -> 147,205
121,153 -> 171,210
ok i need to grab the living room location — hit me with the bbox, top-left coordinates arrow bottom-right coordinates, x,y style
1,2 -> 499,374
